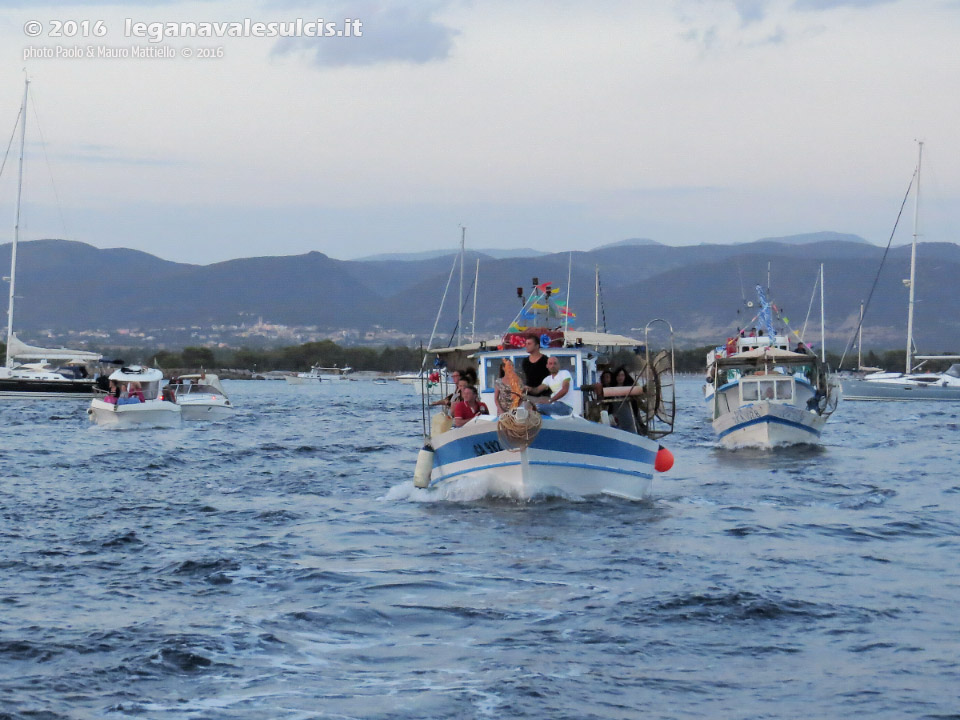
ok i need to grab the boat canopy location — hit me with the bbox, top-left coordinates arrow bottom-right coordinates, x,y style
6,333 -> 101,363
715,347 -> 812,367
108,366 -> 164,383
430,330 -> 641,356
171,373 -> 226,394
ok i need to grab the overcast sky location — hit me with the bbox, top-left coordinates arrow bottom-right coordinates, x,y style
0,0 -> 957,263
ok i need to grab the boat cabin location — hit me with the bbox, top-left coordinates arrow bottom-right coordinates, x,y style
476,347 -> 599,417
107,366 -> 163,401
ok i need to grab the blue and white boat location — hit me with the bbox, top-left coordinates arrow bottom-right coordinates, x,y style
413,280 -> 675,500
704,288 -> 840,448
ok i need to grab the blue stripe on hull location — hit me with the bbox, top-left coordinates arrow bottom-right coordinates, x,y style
431,459 -> 654,487
433,426 -> 656,468
717,414 -> 821,440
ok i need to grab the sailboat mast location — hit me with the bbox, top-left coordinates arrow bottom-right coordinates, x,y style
457,226 -> 465,347
858,302 -> 863,369
820,263 -> 825,364
594,265 -> 599,333
6,79 -> 28,368
905,142 -> 922,374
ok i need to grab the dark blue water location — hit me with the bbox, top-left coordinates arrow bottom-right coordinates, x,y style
1,379 -> 958,719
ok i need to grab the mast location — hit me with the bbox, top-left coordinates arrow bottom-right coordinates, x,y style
457,225 -> 465,347
6,79 -> 28,368
470,258 -> 479,342
819,263 -> 825,364
594,264 -> 599,333
905,142 -> 922,374
858,302 -> 863,369
563,252 -> 573,338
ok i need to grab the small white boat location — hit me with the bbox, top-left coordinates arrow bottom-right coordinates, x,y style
88,366 -> 181,427
285,365 -> 323,385
169,373 -> 235,420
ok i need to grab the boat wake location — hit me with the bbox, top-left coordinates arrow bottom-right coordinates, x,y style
383,479 -> 586,503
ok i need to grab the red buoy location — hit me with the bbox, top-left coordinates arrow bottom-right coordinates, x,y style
654,445 -> 674,473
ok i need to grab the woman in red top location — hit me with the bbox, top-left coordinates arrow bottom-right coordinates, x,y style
453,386 -> 489,427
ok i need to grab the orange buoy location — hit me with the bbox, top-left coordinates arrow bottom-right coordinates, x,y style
654,445 -> 674,473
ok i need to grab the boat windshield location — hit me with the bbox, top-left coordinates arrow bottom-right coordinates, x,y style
176,383 -> 221,395
946,364 -> 960,379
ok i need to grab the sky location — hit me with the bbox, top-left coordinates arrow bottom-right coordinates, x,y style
0,0 -> 958,263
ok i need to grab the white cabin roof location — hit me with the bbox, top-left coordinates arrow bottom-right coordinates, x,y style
108,366 -> 163,382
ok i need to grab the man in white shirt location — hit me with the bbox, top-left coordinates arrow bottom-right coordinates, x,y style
530,356 -> 574,416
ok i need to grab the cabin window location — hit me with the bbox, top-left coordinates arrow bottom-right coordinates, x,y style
759,380 -> 776,401
776,379 -> 793,400
550,355 -> 578,384
741,381 -> 759,401
482,356 -> 524,391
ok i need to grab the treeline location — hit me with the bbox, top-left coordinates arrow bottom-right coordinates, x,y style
1,339 -> 953,376
149,340 -> 422,373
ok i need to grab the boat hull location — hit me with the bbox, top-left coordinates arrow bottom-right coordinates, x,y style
427,416 -> 658,500
712,401 -> 827,448
841,377 -> 960,401
285,376 -> 321,385
88,399 -> 182,427
178,401 -> 235,421
0,377 -> 97,399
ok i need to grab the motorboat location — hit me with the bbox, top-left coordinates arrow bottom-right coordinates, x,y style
168,373 -> 235,420
704,287 -> 840,448
842,143 -> 960,401
285,365 -> 322,385
316,366 -> 352,380
413,278 -> 676,500
88,366 -> 181,427
0,80 -> 105,399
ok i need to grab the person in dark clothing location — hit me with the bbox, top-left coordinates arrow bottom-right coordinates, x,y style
522,336 -> 550,397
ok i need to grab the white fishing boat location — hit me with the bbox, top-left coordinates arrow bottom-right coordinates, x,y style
842,143 -> 960,401
705,287 -> 840,448
88,367 -> 181,427
413,278 -> 676,500
168,373 -> 235,420
316,365 -> 352,380
285,365 -> 323,385
0,80 -> 103,399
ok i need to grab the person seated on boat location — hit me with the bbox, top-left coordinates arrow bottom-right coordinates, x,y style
128,381 -> 145,403
583,369 -> 614,422
529,356 -> 573,416
429,370 -> 462,409
494,359 -> 524,413
522,336 -> 551,398
103,379 -> 121,405
452,385 -> 490,427
161,384 -> 178,403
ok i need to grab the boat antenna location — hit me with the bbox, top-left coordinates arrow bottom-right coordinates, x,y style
800,268 -> 819,342
422,248 -> 459,364
457,225 -> 465,347
563,252 -> 573,341
6,78 -> 28,369
836,165 -> 916,369
471,257 -> 479,343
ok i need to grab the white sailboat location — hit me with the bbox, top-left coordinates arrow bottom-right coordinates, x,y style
0,79 -> 103,399
842,142 -> 960,401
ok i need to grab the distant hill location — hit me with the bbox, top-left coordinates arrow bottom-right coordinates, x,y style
356,247 -> 548,262
751,231 -> 872,246
593,237 -> 663,250
3,235 -> 958,349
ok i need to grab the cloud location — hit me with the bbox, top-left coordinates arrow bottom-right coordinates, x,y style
792,0 -> 899,9
272,1 -> 459,67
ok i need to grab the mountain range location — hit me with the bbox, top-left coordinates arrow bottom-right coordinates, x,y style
3,234 -> 958,351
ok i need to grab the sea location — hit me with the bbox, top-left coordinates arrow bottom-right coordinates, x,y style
1,378 -> 958,719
